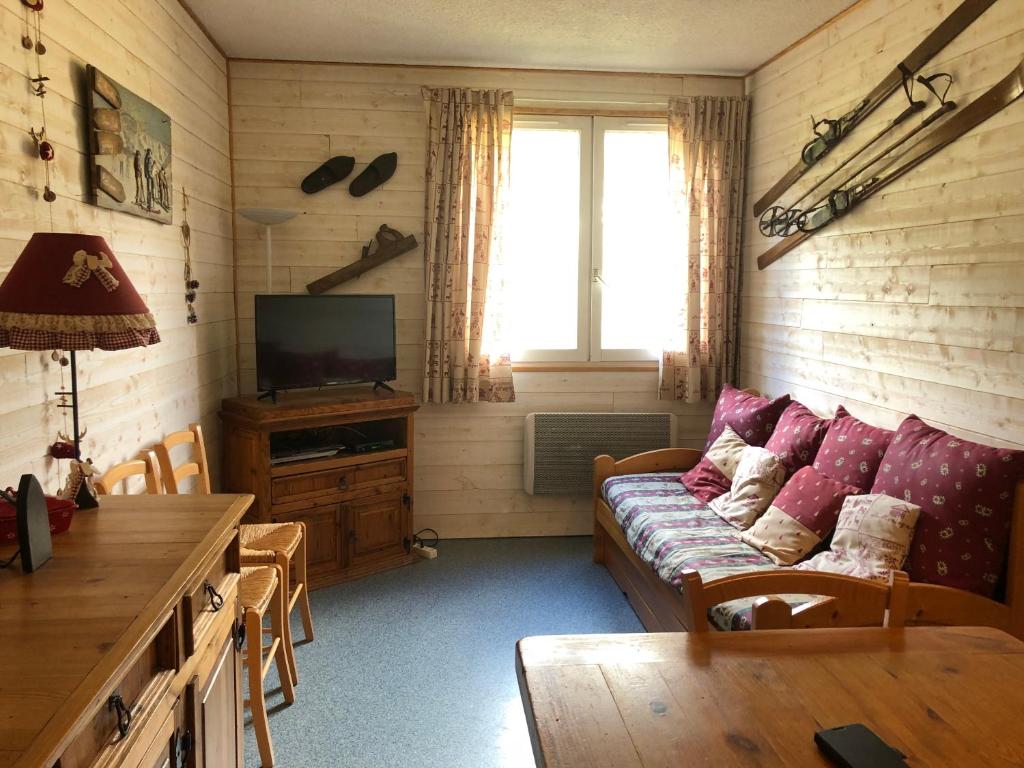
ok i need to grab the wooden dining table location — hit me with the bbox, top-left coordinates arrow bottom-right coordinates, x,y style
516,626 -> 1024,767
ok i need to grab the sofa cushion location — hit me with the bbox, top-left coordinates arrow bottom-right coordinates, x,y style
740,466 -> 862,566
681,426 -> 748,503
709,446 -> 785,530
795,493 -> 920,582
703,384 -> 790,453
812,405 -> 893,492
871,415 -> 1024,596
764,401 -> 831,476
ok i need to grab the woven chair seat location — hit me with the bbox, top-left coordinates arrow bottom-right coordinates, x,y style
240,566 -> 277,612
240,522 -> 302,562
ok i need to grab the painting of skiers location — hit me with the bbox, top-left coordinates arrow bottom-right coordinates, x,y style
86,65 -> 172,224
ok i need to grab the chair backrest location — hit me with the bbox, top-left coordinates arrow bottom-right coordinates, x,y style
154,423 -> 211,495
681,569 -> 909,631
94,450 -> 163,495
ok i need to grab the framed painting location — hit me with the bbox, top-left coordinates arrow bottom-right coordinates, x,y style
86,65 -> 172,224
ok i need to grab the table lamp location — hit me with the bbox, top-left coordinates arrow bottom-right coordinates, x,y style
0,232 -> 160,507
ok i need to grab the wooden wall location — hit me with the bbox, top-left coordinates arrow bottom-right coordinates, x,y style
742,0 -> 1024,449
0,0 -> 235,489
229,61 -> 743,537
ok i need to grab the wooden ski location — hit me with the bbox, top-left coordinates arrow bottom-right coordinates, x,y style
751,0 -> 999,218
757,56 -> 1024,270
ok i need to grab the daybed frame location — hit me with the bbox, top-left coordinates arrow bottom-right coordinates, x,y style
592,448 -> 1024,638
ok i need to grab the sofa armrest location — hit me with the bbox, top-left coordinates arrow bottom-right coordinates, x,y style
592,448 -> 702,500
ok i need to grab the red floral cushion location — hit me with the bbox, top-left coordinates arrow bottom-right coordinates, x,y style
682,426 -> 748,503
775,466 -> 863,539
703,384 -> 790,453
871,415 -> 1024,596
764,401 -> 831,476
812,406 -> 893,492
740,466 -> 862,565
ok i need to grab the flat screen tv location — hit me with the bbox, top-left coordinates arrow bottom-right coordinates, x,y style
255,294 -> 396,394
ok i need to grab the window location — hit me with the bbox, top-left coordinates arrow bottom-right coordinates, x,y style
503,116 -> 678,362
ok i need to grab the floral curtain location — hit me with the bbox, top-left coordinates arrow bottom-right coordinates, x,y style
422,87 -> 515,404
660,95 -> 750,402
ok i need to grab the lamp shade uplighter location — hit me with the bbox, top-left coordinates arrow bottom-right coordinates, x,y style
0,233 -> 159,351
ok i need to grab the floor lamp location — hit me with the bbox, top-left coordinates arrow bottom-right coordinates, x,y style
0,233 -> 160,508
237,208 -> 298,293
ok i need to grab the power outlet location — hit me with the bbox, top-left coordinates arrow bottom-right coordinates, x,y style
412,543 -> 438,559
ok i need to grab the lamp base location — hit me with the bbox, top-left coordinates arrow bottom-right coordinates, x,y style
75,480 -> 99,509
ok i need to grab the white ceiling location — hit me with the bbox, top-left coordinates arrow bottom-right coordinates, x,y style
191,0 -> 857,75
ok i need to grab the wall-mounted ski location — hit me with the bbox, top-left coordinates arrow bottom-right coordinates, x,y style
751,0 -> 999,218
760,72 -> 956,238
757,57 -> 1024,270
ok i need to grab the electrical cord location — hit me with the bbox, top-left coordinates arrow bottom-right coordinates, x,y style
413,528 -> 438,548
0,549 -> 21,568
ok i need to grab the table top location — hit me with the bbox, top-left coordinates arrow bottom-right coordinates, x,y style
517,627 -> 1024,767
0,494 -> 252,768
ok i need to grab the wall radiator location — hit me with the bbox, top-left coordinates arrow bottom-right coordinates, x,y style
524,412 -> 676,495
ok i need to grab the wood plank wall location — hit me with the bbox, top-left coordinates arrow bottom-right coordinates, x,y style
742,0 -> 1024,449
0,0 -> 235,489
229,61 -> 743,537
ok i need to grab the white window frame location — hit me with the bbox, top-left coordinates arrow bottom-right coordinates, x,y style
508,115 -> 669,364
591,116 -> 669,362
509,115 -> 592,363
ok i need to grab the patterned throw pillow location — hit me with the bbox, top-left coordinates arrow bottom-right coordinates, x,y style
681,426 -> 748,503
764,401 -> 831,476
709,446 -> 786,530
703,384 -> 790,453
871,415 -> 1024,596
795,493 -> 921,581
812,405 -> 893,492
740,466 -> 862,565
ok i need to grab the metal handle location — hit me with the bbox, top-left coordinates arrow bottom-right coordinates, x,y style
337,476 -> 349,489
203,580 -> 224,612
173,727 -> 193,768
234,621 -> 246,651
107,692 -> 132,739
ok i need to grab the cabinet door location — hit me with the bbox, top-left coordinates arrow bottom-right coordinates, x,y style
271,504 -> 343,578
190,627 -> 243,768
345,487 -> 409,565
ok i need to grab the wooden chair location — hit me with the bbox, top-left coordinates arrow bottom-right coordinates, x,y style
157,424 -> 314,686
153,422 -> 211,494
901,582 -> 1013,632
241,565 -> 295,768
94,450 -> 162,495
681,569 -> 910,631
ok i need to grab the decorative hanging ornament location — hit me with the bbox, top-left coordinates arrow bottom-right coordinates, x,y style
181,189 -> 200,324
20,0 -> 54,204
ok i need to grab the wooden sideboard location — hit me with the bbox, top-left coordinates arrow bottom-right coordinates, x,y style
220,387 -> 419,589
0,493 -> 253,768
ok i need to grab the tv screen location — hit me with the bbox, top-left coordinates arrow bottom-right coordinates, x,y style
255,295 -> 396,392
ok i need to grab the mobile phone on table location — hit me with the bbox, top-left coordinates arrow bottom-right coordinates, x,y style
814,724 -> 909,768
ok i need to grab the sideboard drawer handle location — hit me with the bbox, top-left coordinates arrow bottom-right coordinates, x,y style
337,476 -> 349,489
203,580 -> 225,612
107,692 -> 132,739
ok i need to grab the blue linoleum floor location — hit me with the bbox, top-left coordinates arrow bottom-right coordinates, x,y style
244,536 -> 643,767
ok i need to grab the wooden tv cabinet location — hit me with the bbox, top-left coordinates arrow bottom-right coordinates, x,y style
220,387 -> 419,589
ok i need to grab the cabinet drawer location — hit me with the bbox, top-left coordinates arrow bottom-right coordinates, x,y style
183,542 -> 238,661
57,615 -> 178,768
271,458 -> 406,504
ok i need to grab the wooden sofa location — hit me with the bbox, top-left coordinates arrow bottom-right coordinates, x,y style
592,448 -> 1024,638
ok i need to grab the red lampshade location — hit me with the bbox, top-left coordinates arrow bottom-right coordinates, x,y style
0,233 -> 159,351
